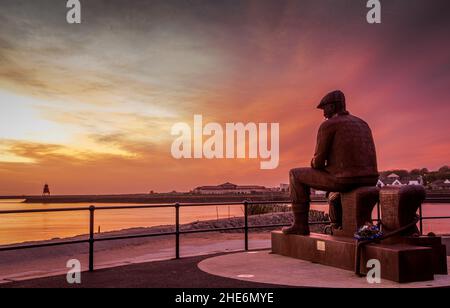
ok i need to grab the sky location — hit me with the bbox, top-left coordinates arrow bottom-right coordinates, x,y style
0,0 -> 449,195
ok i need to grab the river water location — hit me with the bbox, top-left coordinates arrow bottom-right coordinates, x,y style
0,200 -> 449,245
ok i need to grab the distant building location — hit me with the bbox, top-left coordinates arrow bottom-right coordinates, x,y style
193,182 -> 269,195
377,173 -> 424,187
280,183 -> 289,192
387,173 -> 400,179
428,179 -> 450,191
311,189 -> 326,196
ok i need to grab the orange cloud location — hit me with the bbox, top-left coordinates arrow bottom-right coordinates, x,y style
1,0 -> 449,194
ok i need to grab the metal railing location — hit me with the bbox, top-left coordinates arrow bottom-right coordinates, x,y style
0,200 -> 326,271
0,200 -> 449,272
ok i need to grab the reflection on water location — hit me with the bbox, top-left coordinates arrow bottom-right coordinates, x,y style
0,201 -> 246,245
0,200 -> 449,245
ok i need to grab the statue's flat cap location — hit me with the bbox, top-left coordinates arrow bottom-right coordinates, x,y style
317,90 -> 346,109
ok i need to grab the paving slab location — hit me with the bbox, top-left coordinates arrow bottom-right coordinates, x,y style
198,250 -> 450,288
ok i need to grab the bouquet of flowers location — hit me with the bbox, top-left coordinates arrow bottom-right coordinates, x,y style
354,223 -> 383,241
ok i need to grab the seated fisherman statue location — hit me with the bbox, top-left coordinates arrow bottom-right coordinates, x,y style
283,90 -> 379,235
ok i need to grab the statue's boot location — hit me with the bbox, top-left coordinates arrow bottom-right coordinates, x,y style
328,192 -> 343,230
282,202 -> 310,235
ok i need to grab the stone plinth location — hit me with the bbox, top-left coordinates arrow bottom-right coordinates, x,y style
380,185 -> 426,235
403,236 -> 448,275
332,186 -> 379,237
271,231 -> 436,283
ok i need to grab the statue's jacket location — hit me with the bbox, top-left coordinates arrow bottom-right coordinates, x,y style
312,112 -> 378,182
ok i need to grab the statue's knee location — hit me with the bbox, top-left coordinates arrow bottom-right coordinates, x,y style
289,168 -> 302,179
289,169 -> 296,179
289,169 -> 299,185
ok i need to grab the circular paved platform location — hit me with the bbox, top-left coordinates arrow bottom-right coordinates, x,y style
198,250 -> 450,288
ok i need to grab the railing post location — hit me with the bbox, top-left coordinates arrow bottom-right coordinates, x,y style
175,202 -> 180,259
89,205 -> 95,272
419,203 -> 423,235
244,201 -> 249,251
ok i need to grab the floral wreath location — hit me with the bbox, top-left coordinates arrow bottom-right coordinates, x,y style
354,222 -> 383,241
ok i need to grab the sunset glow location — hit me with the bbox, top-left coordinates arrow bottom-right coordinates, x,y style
1,0 -> 449,194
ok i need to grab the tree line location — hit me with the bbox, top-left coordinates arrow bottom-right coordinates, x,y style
380,166 -> 450,184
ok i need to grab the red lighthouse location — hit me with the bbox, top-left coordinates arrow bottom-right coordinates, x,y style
43,184 -> 50,196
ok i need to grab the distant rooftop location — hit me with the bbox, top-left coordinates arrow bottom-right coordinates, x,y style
194,182 -> 267,191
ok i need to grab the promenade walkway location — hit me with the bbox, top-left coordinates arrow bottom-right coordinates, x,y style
0,252 -> 287,288
2,250 -> 449,288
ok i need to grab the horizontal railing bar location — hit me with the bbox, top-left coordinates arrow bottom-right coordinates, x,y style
307,220 -> 331,225
94,232 -> 176,242
420,216 -> 450,220
373,217 -> 450,221
0,207 -> 91,215
175,200 -> 326,207
94,204 -> 174,210
0,239 -> 89,252
1,200 -> 449,215
175,198 -> 449,204
178,202 -> 246,207
244,200 -> 323,205
180,226 -> 245,234
0,205 -> 176,215
0,200 -> 328,215
247,201 -> 290,205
